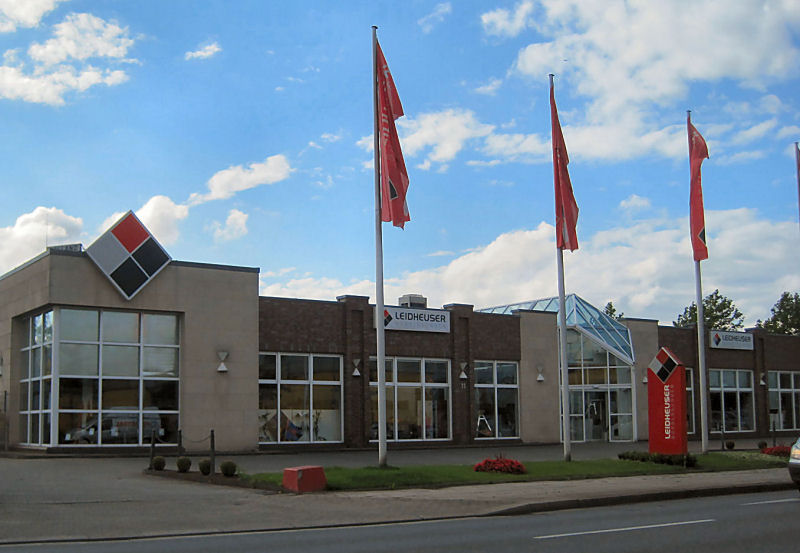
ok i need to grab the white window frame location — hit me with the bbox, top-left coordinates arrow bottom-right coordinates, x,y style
709,368 -> 755,434
474,360 -> 519,440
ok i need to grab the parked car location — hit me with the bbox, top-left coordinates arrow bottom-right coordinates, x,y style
789,436 -> 800,491
64,412 -> 163,444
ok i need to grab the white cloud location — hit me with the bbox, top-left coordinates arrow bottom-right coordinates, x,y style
185,42 -> 221,61
0,0 -> 65,33
481,1 -> 534,37
28,13 -> 134,66
619,194 -> 651,214
777,125 -> 800,139
731,119 -> 778,145
715,150 -> 766,165
189,154 -> 293,205
418,2 -> 452,33
0,206 -> 83,274
0,12 -> 135,105
260,208 -> 799,326
483,131 -> 549,162
321,132 -> 341,143
506,1 -> 800,161
474,77 -> 502,95
211,209 -> 248,242
136,196 -> 189,245
399,109 -> 495,170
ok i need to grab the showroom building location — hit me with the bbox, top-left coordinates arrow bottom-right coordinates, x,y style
1,233 -> 799,452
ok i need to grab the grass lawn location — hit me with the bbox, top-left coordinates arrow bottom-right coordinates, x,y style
241,451 -> 787,492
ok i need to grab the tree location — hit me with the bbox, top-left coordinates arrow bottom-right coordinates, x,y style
603,301 -> 624,320
757,292 -> 800,335
673,289 -> 744,331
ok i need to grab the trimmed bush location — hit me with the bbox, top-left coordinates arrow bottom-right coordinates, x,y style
619,451 -> 697,467
473,456 -> 526,474
198,458 -> 212,476
757,441 -> 768,450
220,460 -> 237,477
152,456 -> 166,471
725,440 -> 735,450
176,456 -> 191,473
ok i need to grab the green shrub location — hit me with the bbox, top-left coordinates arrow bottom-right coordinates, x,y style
726,440 -> 735,450
152,456 -> 166,471
618,451 -> 696,467
198,458 -> 211,476
220,460 -> 237,477
758,440 -> 768,450
176,456 -> 191,473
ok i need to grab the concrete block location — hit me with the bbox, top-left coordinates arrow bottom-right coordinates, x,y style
282,465 -> 326,493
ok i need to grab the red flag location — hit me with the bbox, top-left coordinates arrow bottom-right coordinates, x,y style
550,80 -> 579,251
376,41 -> 410,228
687,115 -> 709,261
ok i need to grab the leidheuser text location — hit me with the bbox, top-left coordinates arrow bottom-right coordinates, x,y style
395,311 -> 447,322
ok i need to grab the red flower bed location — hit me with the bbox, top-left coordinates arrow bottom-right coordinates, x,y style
474,456 -> 526,474
761,446 -> 791,457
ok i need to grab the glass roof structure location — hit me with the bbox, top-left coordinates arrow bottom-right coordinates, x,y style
479,294 -> 634,365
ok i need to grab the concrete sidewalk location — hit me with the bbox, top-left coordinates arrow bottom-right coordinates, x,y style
0,442 -> 796,545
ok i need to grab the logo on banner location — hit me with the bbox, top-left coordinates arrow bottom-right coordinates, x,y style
650,349 -> 678,384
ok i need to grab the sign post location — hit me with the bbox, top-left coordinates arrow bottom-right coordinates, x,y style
647,347 -> 688,455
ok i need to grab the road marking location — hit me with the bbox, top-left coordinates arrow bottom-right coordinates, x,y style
742,498 -> 800,506
533,519 -> 715,540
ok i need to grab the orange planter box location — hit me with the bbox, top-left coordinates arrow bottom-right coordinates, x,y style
282,465 -> 327,493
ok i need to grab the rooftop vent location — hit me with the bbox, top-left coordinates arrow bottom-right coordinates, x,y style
398,294 -> 427,308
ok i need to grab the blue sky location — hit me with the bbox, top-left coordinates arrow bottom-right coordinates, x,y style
1,0 -> 799,325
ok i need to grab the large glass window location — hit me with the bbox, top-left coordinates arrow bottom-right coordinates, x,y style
559,329 -> 635,443
709,369 -> 754,433
474,361 -> 519,439
369,357 -> 451,442
19,308 -> 180,447
258,353 -> 343,443
768,371 -> 800,430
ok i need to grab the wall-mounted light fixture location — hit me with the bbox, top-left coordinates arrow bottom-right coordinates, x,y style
217,351 -> 229,373
642,371 -> 648,384
459,362 -> 468,380
352,358 -> 361,377
536,366 -> 545,382
759,376 -> 767,386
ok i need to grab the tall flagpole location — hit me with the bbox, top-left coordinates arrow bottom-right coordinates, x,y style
689,110 -> 709,455
795,142 -> 799,234
372,26 -> 388,467
551,74 -> 571,462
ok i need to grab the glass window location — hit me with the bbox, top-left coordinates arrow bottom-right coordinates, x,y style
33,314 -> 43,345
582,340 -> 607,366
722,370 -> 736,388
424,360 -> 448,384
42,345 -> 52,376
19,381 -> 28,411
32,348 -> 41,378
370,386 -> 395,441
474,361 -> 493,384
609,367 -> 631,384
585,367 -> 606,385
313,356 -> 340,381
59,412 -> 98,445
497,362 -> 517,385
102,345 -> 139,377
143,413 -> 178,444
369,358 -> 392,383
258,384 -> 278,442
59,378 -> 98,410
101,380 -> 139,410
142,347 -> 178,377
259,354 -> 277,380
43,312 -> 53,343
143,380 -> 179,411
396,359 -> 421,383
312,385 -> 341,441
61,309 -> 99,342
425,388 -> 449,439
31,380 -> 40,410
102,311 -> 139,343
281,355 -> 308,381
475,388 -> 495,437
60,344 -> 99,376
143,314 -> 178,345
565,330 -> 581,365
496,388 -> 518,437
396,387 -> 422,439
279,384 -> 309,442
101,413 -> 139,444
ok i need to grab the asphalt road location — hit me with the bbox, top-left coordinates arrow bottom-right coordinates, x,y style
6,490 -> 799,553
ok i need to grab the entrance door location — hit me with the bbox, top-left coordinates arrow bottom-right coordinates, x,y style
584,391 -> 607,441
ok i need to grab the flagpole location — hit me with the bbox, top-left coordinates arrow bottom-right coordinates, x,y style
372,26 -> 388,467
550,74 -> 572,462
795,142 -> 799,234
689,110 -> 709,455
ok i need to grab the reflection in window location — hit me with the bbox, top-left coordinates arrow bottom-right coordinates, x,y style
709,368 -> 754,433
768,371 -> 800,430
474,361 -> 518,439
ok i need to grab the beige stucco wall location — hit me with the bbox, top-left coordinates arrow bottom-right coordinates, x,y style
0,249 -> 259,452
519,310 -> 561,443
622,317 -> 660,441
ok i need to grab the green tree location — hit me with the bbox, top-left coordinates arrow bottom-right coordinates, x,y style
757,292 -> 800,335
673,289 -> 744,331
603,301 -> 624,320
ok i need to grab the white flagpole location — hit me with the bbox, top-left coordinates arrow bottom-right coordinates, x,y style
550,74 -> 571,462
689,110 -> 709,455
372,26 -> 388,467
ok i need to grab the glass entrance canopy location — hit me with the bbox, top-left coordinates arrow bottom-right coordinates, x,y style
479,294 -> 634,365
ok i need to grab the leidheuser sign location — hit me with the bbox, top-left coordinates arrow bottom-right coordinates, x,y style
709,330 -> 754,350
379,306 -> 450,333
647,347 -> 687,455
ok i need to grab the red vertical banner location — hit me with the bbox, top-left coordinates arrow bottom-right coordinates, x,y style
647,347 -> 688,455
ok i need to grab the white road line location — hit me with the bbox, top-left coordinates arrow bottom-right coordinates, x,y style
742,498 -> 800,506
533,519 -> 715,540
